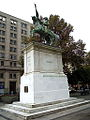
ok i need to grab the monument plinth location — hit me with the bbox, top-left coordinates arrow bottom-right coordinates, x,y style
20,41 -> 69,104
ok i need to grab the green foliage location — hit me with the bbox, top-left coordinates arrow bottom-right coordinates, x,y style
49,15 -> 86,74
68,66 -> 90,85
49,15 -> 73,41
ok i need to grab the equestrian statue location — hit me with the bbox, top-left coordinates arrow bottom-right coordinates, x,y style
30,4 -> 60,46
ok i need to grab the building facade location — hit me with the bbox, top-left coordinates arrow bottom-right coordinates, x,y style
0,11 -> 32,94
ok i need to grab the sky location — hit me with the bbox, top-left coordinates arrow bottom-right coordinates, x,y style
0,0 -> 90,51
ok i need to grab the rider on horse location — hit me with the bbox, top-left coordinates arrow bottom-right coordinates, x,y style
30,4 -> 60,46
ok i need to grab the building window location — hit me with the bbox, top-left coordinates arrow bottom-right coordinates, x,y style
9,73 -> 16,79
0,45 -> 5,50
10,26 -> 17,32
0,61 -> 4,66
21,29 -> 27,35
10,40 -> 16,45
10,19 -> 17,25
0,30 -> 5,36
10,62 -> 12,67
0,16 -> 6,22
0,82 -> 5,89
21,36 -> 27,47
21,36 -> 27,40
0,53 -> 5,58
10,47 -> 17,52
21,36 -> 27,42
10,54 -> 17,60
0,22 -> 6,28
0,73 -> 4,78
13,62 -> 16,67
21,23 -> 27,28
0,37 -> 5,42
10,33 -> 17,38
10,62 -> 17,67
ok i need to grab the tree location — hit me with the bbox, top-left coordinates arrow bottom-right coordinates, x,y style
68,66 -> 90,85
49,15 -> 86,74
85,51 -> 90,65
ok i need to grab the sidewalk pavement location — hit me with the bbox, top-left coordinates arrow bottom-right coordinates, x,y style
52,104 -> 90,120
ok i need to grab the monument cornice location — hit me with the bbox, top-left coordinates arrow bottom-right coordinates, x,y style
23,41 -> 62,53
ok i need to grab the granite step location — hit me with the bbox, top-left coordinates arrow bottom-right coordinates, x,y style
1,99 -> 90,120
1,98 -> 89,114
13,97 -> 77,108
2,98 -> 83,113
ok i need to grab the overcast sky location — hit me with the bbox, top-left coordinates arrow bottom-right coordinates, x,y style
0,0 -> 90,51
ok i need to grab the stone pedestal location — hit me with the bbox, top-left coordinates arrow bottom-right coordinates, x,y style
20,42 -> 69,104
1,42 -> 90,120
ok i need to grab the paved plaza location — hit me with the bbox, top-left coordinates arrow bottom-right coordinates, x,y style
53,107 -> 90,120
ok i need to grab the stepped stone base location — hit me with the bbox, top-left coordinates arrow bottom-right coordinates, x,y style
0,98 -> 90,120
20,42 -> 69,104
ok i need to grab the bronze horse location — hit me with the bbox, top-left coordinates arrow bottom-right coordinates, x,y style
30,16 -> 60,46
